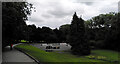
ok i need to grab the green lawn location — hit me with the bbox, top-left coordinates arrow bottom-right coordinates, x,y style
14,44 -> 119,64
20,40 -> 29,42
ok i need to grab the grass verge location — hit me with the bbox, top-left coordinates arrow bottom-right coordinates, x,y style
14,44 -> 119,64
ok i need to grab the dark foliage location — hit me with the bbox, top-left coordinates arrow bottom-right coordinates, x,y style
69,12 -> 91,55
2,2 -> 33,48
85,12 -> 120,51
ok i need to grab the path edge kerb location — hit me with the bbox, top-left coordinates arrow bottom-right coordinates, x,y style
14,47 -> 40,64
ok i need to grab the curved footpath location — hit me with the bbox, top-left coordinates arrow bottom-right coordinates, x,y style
2,44 -> 38,64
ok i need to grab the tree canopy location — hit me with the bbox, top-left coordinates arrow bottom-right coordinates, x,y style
2,2 -> 33,48
69,12 -> 91,55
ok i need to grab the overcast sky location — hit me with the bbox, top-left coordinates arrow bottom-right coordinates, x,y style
26,0 -> 119,29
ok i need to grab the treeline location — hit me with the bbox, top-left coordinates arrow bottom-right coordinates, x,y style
21,25 -> 66,43
61,12 -> 120,52
85,12 -> 120,51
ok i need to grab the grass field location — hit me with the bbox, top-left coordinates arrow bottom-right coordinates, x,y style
14,44 -> 119,64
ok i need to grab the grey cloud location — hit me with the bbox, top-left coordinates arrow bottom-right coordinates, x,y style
72,0 -> 107,2
48,10 -> 72,18
99,2 -> 118,13
118,1 -> 120,12
29,17 -> 44,22
42,14 -> 52,18
27,0 -> 117,29
81,2 -> 93,5
100,7 -> 117,13
42,1 -> 74,18
72,0 -> 95,3
72,0 -> 94,5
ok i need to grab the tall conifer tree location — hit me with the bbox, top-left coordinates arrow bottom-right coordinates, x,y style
69,12 -> 90,55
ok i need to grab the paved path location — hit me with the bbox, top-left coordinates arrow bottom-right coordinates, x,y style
31,43 -> 71,52
2,45 -> 37,64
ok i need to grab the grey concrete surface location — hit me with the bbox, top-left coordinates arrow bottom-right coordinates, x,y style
30,43 -> 71,52
2,45 -> 37,64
